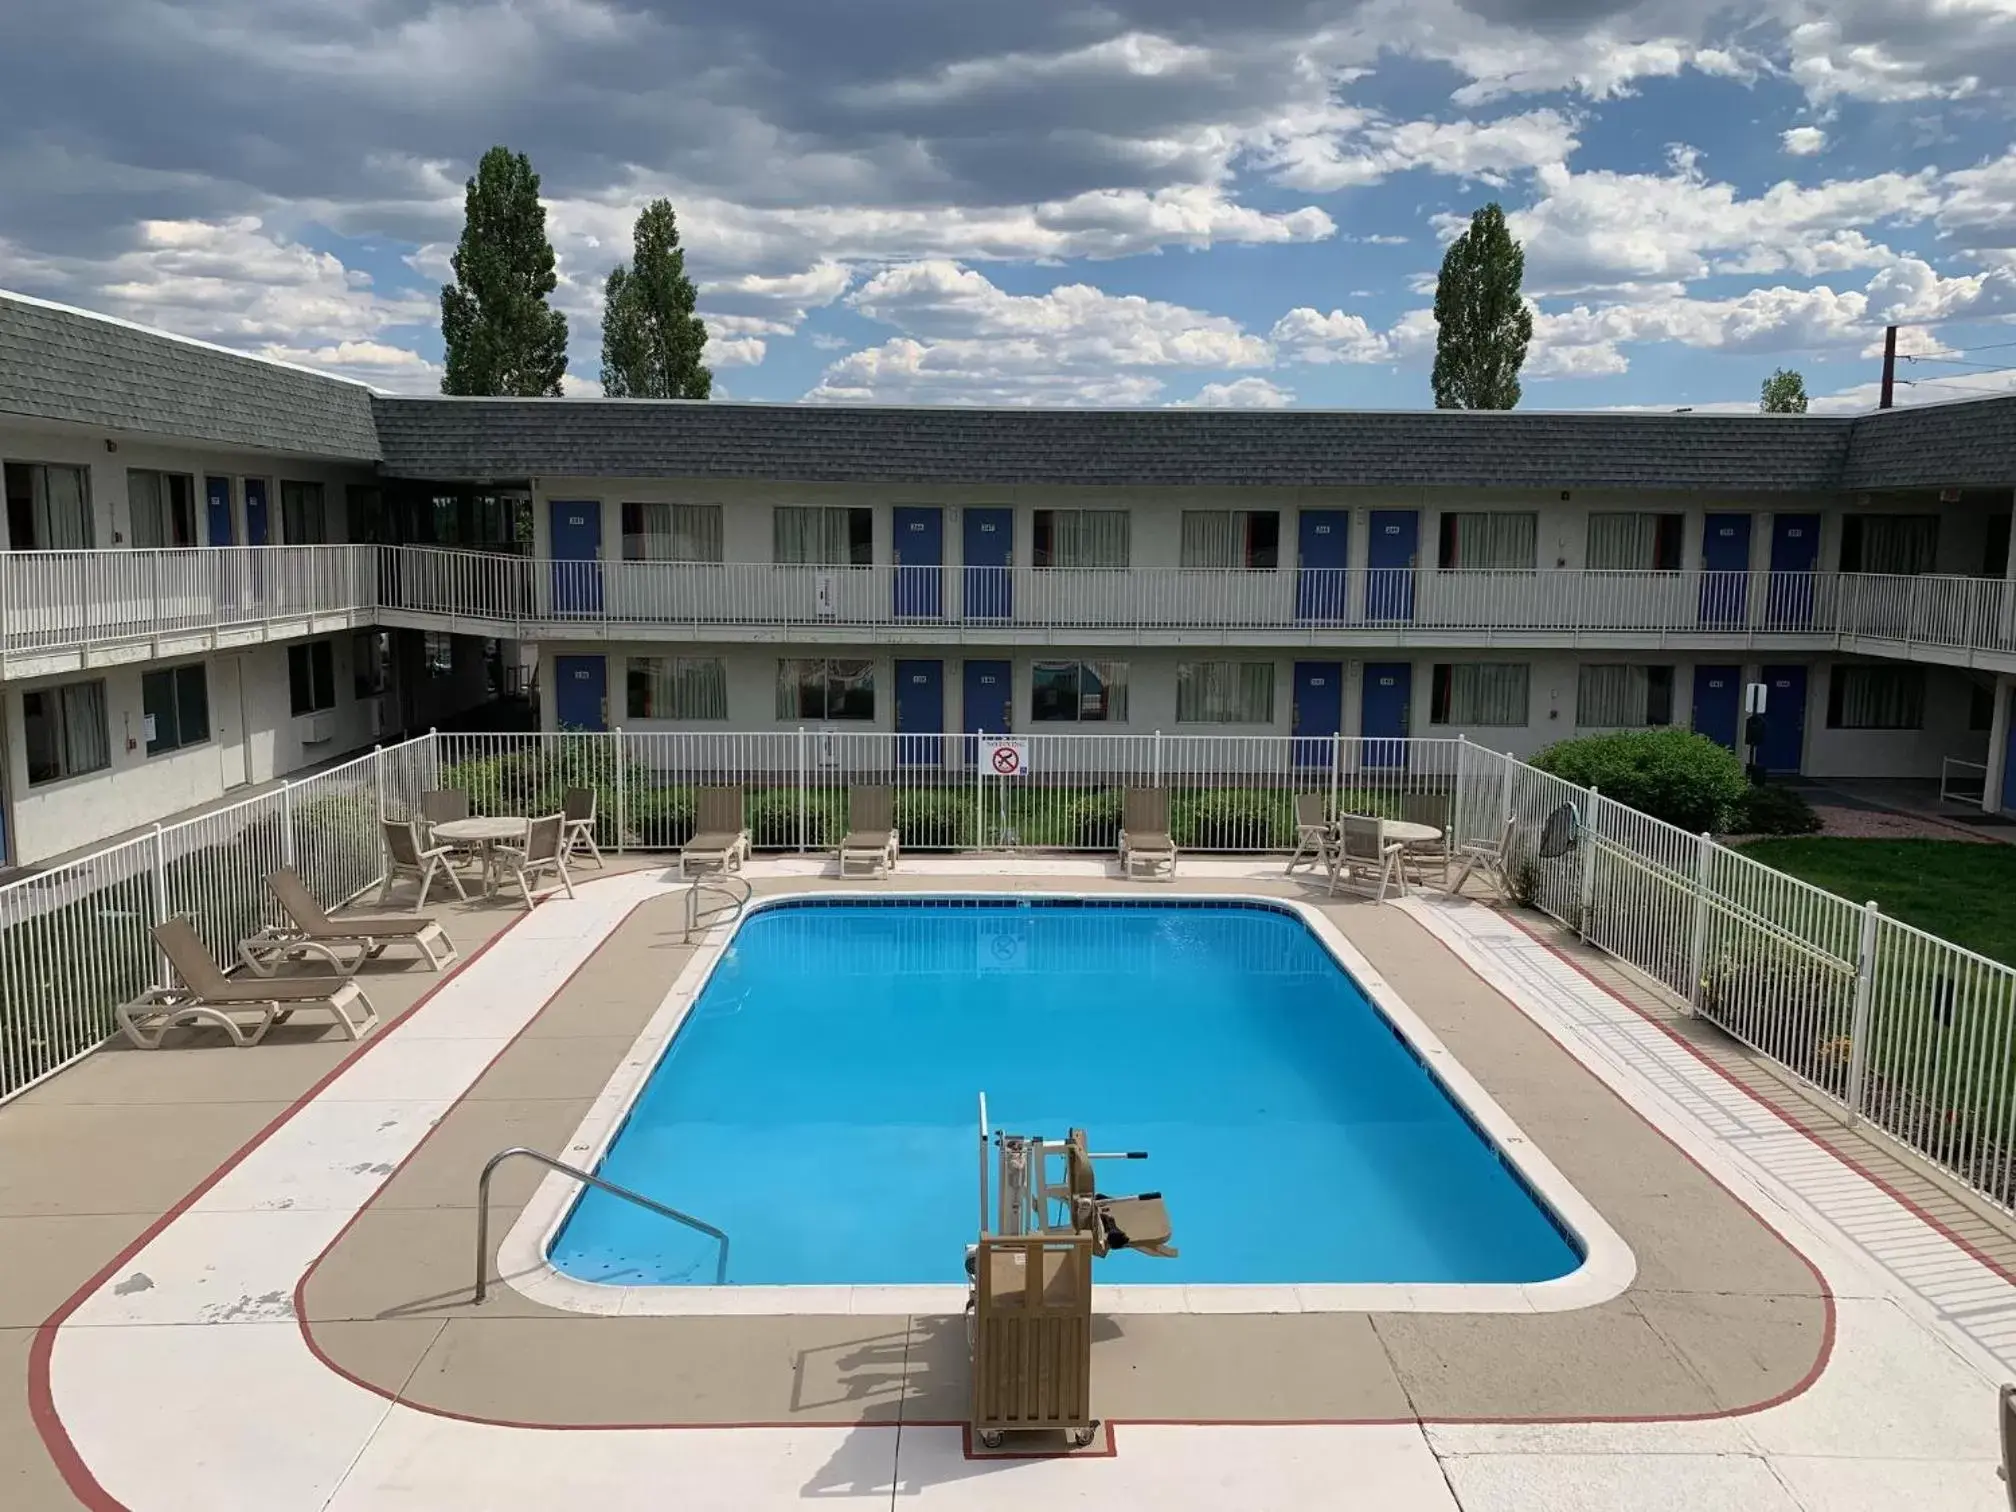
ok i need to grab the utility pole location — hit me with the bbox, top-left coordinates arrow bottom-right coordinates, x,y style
1879,324 -> 1897,409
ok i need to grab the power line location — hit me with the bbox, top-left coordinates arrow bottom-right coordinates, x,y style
1900,356 -> 2016,372
1899,375 -> 2016,396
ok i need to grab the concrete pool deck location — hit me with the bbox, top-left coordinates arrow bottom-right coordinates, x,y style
8,856 -> 2016,1509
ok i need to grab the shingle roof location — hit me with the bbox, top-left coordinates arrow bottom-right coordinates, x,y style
368,397 -> 1857,491
1843,395 -> 2016,490
0,293 -> 381,461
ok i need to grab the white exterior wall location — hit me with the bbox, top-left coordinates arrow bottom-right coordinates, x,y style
1803,661 -> 1990,779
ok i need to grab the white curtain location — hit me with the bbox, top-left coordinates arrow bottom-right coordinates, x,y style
1578,664 -> 1644,726
1447,663 -> 1528,725
1181,512 -> 1239,569
634,657 -> 727,719
1090,661 -> 1129,721
1586,513 -> 1656,571
1860,515 -> 1938,575
62,681 -> 110,775
775,658 -> 874,719
626,503 -> 723,562
1049,510 -> 1130,569
37,465 -> 91,550
128,471 -> 164,549
774,506 -> 855,565
1176,661 -> 1274,723
1446,512 -> 1537,569
1834,666 -> 1924,728
282,482 -> 326,544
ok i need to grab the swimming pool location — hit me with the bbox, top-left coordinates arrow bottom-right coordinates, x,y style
546,897 -> 1596,1295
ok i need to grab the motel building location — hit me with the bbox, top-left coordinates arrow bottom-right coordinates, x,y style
4,285 -> 2016,867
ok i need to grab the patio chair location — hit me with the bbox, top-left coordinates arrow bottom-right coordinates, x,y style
240,867 -> 457,976
419,788 -> 482,875
1326,814 -> 1406,901
1119,788 -> 1177,880
838,786 -> 900,877
561,786 -> 605,869
118,917 -> 379,1049
494,813 -> 575,908
681,786 -> 752,878
1400,791 -> 1453,887
1286,792 -> 1330,874
1448,816 -> 1517,899
377,818 -> 469,909
1999,1382 -> 2016,1509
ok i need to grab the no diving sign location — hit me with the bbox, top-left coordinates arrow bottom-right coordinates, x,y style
982,736 -> 1030,777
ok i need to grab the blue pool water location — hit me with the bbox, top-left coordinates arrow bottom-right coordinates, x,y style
549,899 -> 1582,1287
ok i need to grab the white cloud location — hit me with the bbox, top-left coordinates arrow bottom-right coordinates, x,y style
1263,108 -> 1579,192
1174,377 -> 1296,408
1781,126 -> 1828,156
705,335 -> 767,368
1269,305 -> 1436,366
808,332 -> 850,351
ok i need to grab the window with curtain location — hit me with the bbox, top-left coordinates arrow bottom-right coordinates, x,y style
1032,510 -> 1130,569
1031,661 -> 1129,722
1175,661 -> 1275,723
623,502 -> 724,561
289,641 -> 336,714
1437,512 -> 1538,569
629,657 -> 729,720
1839,514 -> 1938,575
1827,665 -> 1925,729
1576,664 -> 1675,727
422,632 -> 454,678
142,664 -> 210,755
281,481 -> 327,544
776,658 -> 876,720
1586,513 -> 1683,571
1429,663 -> 1529,725
1179,511 -> 1280,569
126,470 -> 197,548
4,461 -> 93,550
774,506 -> 872,565
23,679 -> 110,784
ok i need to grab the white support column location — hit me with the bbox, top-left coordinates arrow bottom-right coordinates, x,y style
1988,677 -> 2015,816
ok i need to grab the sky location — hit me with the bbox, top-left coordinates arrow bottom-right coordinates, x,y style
3,0 -> 2016,413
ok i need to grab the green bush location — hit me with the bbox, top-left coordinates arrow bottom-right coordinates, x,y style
895,788 -> 976,849
627,785 -> 695,848
1532,728 -> 1748,835
1736,784 -> 1823,836
1063,788 -> 1123,850
744,788 -> 845,849
1174,789 -> 1293,850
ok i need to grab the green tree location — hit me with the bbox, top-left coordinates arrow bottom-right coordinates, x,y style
439,146 -> 569,396
1431,202 -> 1534,410
1760,367 -> 1809,413
600,199 -> 712,399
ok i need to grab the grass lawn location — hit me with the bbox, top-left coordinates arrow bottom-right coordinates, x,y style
1735,837 -> 2016,968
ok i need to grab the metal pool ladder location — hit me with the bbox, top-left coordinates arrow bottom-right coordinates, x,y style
472,1146 -> 730,1301
683,873 -> 752,941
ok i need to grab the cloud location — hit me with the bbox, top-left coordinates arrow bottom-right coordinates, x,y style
1174,377 -> 1297,407
1781,126 -> 1827,156
1263,108 -> 1580,192
705,335 -> 767,368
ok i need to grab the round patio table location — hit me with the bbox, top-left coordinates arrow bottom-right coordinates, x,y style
430,816 -> 528,895
1378,819 -> 1443,846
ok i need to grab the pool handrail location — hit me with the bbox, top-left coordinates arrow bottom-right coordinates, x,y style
473,1145 -> 730,1301
683,873 -> 753,941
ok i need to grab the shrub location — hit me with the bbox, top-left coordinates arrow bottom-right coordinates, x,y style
895,789 -> 976,849
1531,728 -> 1748,835
744,788 -> 844,850
627,785 -> 696,848
1736,784 -> 1823,836
1064,788 -> 1123,850
1174,789 -> 1293,850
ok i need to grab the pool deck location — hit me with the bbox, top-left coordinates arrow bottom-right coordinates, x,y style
8,856 -> 2016,1509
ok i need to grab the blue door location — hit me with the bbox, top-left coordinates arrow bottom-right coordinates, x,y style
243,478 -> 270,546
1766,513 -> 1820,628
550,501 -> 603,616
964,659 -> 1012,763
964,508 -> 1013,619
895,659 -> 944,765
2004,688 -> 2016,813
1295,511 -> 1348,621
205,477 -> 234,545
893,507 -> 944,619
1758,665 -> 1807,773
1692,665 -> 1743,752
554,655 -> 607,731
1293,661 -> 1344,767
1699,513 -> 1751,626
1366,510 -> 1418,622
1360,662 -> 1412,768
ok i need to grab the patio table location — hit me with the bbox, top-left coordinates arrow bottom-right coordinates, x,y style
430,816 -> 528,896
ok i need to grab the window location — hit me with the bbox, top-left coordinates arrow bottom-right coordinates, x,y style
1031,661 -> 1129,722
1438,512 -> 1537,570
281,481 -> 327,544
774,506 -> 871,565
142,664 -> 210,755
776,658 -> 875,720
1176,661 -> 1274,723
353,632 -> 388,699
1180,511 -> 1280,570
4,461 -> 92,550
1033,509 -> 1130,569
1429,663 -> 1529,726
623,502 -> 724,561
127,470 -> 197,548
1577,664 -> 1675,728
289,640 -> 336,715
1840,514 -> 1938,575
423,631 -> 454,679
1827,665 -> 1925,729
1586,513 -> 1683,571
22,679 -> 110,784
629,657 -> 729,720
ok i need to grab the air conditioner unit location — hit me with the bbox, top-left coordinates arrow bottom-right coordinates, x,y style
300,712 -> 335,745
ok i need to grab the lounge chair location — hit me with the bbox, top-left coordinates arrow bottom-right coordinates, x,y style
680,786 -> 752,877
838,786 -> 899,877
561,786 -> 605,869
1118,788 -> 1176,880
240,867 -> 457,976
1326,814 -> 1406,900
1286,792 -> 1329,874
378,818 -> 469,909
1449,815 -> 1517,899
118,917 -> 378,1049
495,813 -> 575,908
1400,791 -> 1453,887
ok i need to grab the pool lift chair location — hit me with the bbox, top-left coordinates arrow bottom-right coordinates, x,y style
965,1106 -> 1178,1449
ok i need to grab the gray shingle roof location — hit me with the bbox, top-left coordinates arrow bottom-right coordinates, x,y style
0,294 -> 381,461
369,397 -> 1857,491
1843,395 -> 2016,490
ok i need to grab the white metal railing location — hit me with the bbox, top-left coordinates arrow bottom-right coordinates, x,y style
1942,758 -> 1989,806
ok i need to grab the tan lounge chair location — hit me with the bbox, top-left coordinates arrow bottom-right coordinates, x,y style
119,917 -> 379,1049
1286,792 -> 1329,874
1118,788 -> 1176,879
838,786 -> 899,877
562,786 -> 605,869
495,814 -> 575,909
240,867 -> 457,976
1327,814 -> 1406,901
681,786 -> 752,877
